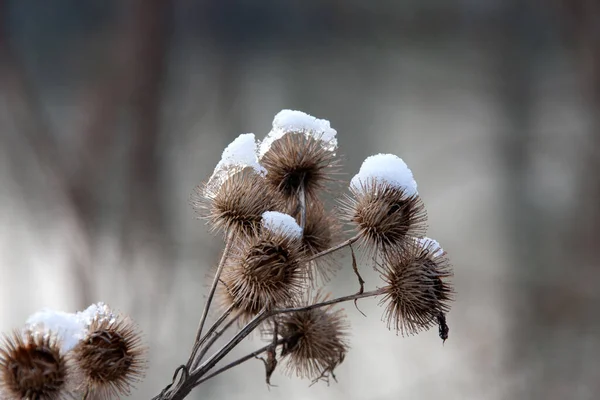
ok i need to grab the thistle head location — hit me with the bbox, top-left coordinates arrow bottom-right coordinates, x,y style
219,211 -> 306,323
273,293 -> 349,383
259,110 -> 341,201
71,304 -> 146,398
378,237 -> 453,336
0,330 -> 69,400
342,154 -> 427,256
192,133 -> 281,237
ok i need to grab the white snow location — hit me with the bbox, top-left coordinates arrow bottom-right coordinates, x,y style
261,211 -> 303,239
417,237 -> 445,257
26,309 -> 87,352
349,154 -> 418,197
205,133 -> 266,196
259,109 -> 338,157
77,302 -> 115,326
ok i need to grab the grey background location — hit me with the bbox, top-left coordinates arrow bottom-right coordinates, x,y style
1,1 -> 599,399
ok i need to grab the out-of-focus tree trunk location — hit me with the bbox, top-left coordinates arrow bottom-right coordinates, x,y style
489,2 -> 541,398
119,0 -> 173,310
0,0 -> 122,308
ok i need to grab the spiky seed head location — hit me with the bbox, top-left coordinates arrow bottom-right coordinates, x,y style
0,330 -> 69,400
71,313 -> 146,399
260,132 -> 341,201
219,224 -> 306,323
192,168 -> 282,238
298,201 -> 342,285
273,293 -> 349,382
378,238 -> 453,336
342,180 -> 427,257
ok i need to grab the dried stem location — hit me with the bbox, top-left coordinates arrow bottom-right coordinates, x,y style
160,288 -> 384,400
194,230 -> 234,343
273,289 -> 383,316
191,307 -> 245,370
298,183 -> 307,229
186,303 -> 234,370
303,235 -> 361,263
350,244 -> 367,317
193,338 -> 287,387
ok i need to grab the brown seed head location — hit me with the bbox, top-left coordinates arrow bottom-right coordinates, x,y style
379,238 -> 453,336
342,180 -> 427,257
71,316 -> 146,399
0,330 -> 68,400
219,226 -> 306,323
274,294 -> 349,382
192,168 -> 282,238
260,132 -> 341,201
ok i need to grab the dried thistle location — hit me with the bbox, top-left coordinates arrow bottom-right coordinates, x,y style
342,154 -> 427,257
191,133 -> 281,238
274,293 -> 349,383
71,311 -> 146,399
259,110 -> 340,201
193,168 -> 282,237
0,330 -> 69,400
219,212 -> 307,323
378,237 -> 453,336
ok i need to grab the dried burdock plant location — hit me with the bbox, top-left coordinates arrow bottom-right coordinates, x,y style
219,211 -> 307,324
275,293 -> 349,383
379,237 -> 453,336
1,109 -> 456,400
259,110 -> 341,202
0,331 -> 68,400
342,154 -> 428,258
192,133 -> 281,238
71,304 -> 146,399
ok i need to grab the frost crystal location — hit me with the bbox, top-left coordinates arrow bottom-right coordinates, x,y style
349,154 -> 418,197
205,133 -> 266,196
26,309 -> 87,352
259,110 -> 338,157
262,211 -> 303,239
417,237 -> 444,257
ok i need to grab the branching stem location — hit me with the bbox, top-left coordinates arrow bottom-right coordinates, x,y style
187,303 -> 234,370
160,289 -> 384,399
193,338 -> 287,387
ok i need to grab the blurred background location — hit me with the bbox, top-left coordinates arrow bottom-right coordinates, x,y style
1,1 -> 599,399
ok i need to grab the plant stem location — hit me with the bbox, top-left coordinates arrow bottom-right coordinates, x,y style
273,288 -> 384,316
158,289 -> 384,400
192,339 -> 286,387
193,230 -> 234,343
302,235 -> 360,263
298,183 -> 307,229
191,307 -> 245,370
187,303 -> 234,370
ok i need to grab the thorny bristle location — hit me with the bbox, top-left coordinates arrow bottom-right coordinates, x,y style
378,240 -> 453,336
191,168 -> 282,238
218,227 -> 307,324
273,293 -> 349,383
71,317 -> 146,399
0,330 -> 69,400
260,133 -> 341,201
341,180 -> 427,258
294,201 -> 342,285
